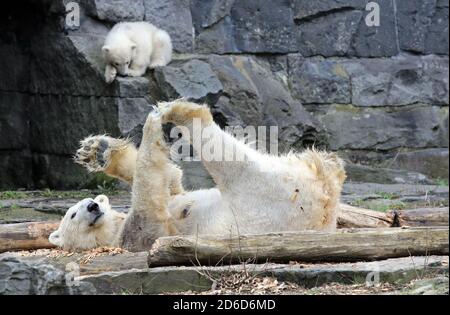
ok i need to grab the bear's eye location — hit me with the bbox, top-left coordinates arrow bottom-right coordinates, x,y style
115,62 -> 120,66
71,212 -> 77,220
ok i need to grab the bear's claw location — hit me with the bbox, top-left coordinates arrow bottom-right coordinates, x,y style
75,135 -> 117,172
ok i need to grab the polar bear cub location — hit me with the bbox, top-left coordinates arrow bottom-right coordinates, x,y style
102,22 -> 172,83
49,195 -> 127,252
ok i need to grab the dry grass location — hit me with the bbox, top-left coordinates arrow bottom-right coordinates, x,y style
16,247 -> 128,265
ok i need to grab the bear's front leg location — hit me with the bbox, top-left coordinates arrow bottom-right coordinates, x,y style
105,64 -> 117,84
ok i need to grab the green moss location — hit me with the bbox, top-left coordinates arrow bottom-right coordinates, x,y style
83,173 -> 120,195
0,191 -> 28,200
435,178 -> 449,187
333,104 -> 361,114
371,202 -> 407,213
375,192 -> 399,200
39,189 -> 94,199
0,207 -> 62,224
1,188 -> 121,201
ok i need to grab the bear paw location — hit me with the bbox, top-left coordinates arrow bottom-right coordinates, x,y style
75,135 -> 128,172
105,66 -> 117,84
157,100 -> 213,126
143,107 -> 163,138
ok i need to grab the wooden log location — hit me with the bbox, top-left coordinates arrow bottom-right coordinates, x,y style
0,205 -> 447,253
0,221 -> 59,253
395,208 -> 449,227
338,204 -> 449,228
338,204 -> 393,228
148,227 -> 449,267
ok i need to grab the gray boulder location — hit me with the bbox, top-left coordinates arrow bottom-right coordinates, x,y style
0,153 -> 33,190
345,163 -> 434,185
30,95 -> 120,156
83,0 -> 145,23
230,0 -> 297,53
288,56 -> 351,104
349,0 -> 399,57
346,55 -> 449,107
288,55 -> 449,107
154,59 -> 223,104
193,0 -> 298,54
314,104 -> 449,151
207,55 -> 324,151
191,0 -> 235,30
144,0 -> 194,53
0,255 -> 95,295
293,0 -> 366,20
0,93 -> 29,151
425,0 -> 450,55
397,0 -> 449,55
388,149 -> 450,180
296,10 -> 363,57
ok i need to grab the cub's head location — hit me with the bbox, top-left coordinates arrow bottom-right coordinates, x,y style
49,195 -> 111,248
102,43 -> 136,75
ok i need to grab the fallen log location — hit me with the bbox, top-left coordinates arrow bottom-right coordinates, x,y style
148,227 -> 449,267
0,205 -> 448,253
338,204 -> 449,228
0,221 -> 59,253
338,204 -> 393,228
395,208 -> 449,227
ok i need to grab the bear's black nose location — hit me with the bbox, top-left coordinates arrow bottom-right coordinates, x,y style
87,202 -> 100,213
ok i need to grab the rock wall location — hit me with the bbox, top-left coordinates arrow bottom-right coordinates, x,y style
0,0 -> 448,190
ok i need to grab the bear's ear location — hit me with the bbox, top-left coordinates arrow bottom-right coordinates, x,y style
49,230 -> 63,247
95,194 -> 110,206
102,46 -> 110,54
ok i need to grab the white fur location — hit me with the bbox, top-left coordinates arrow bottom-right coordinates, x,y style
169,126 -> 339,235
72,101 -> 346,251
49,195 -> 126,252
102,22 -> 172,83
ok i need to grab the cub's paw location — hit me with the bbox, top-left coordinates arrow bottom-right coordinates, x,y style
105,66 -> 117,84
149,60 -> 167,69
75,135 -> 128,172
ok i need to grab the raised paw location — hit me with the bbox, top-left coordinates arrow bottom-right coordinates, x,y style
143,108 -> 163,139
157,100 -> 213,126
75,135 -> 128,172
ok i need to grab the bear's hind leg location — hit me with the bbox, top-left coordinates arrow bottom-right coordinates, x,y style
75,135 -> 137,185
120,110 -> 179,251
149,30 -> 172,68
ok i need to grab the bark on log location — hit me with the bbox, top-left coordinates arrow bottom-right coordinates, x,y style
148,227 -> 449,267
338,204 -> 449,229
0,221 -> 59,253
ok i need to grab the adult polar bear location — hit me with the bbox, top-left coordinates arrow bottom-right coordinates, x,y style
67,100 -> 347,252
102,22 -> 172,84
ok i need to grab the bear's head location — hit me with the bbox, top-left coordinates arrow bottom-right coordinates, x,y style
102,42 -> 137,76
49,195 -> 112,248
